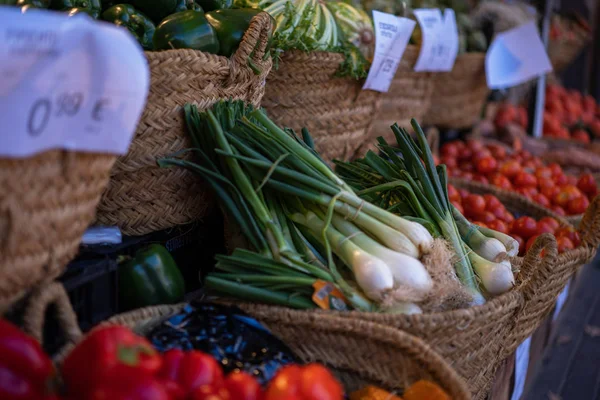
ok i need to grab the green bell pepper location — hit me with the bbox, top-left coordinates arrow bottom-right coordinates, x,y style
129,0 -> 178,23
118,244 -> 185,311
195,0 -> 230,12
50,0 -> 101,15
15,0 -> 50,7
153,10 -> 219,53
102,4 -> 155,50
174,0 -> 202,12
205,8 -> 261,57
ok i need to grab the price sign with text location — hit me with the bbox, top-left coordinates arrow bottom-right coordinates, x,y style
413,8 -> 459,72
0,8 -> 149,158
363,11 -> 415,93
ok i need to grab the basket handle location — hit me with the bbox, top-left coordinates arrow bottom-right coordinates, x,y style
22,282 -> 82,345
518,233 -> 558,300
230,12 -> 273,78
578,195 -> 600,249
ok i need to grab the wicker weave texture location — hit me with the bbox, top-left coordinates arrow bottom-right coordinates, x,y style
0,151 -> 115,311
94,12 -> 273,236
261,50 -> 381,163
422,53 -> 489,129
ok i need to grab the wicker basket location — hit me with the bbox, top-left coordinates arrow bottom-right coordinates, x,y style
422,53 -> 489,130
0,151 -> 116,312
548,15 -> 591,72
371,45 -> 435,144
261,50 -> 381,163
94,13 -> 273,236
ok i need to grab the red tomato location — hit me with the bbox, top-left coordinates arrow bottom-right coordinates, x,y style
459,161 -> 475,172
476,156 -> 498,175
583,95 -> 597,113
473,221 -> 488,229
499,160 -> 522,179
458,147 -> 473,161
539,217 -> 560,231
577,174 -> 598,197
490,173 -> 513,190
501,210 -> 515,224
548,163 -> 563,177
462,172 -> 474,180
536,221 -> 555,234
464,194 -> 486,216
264,364 -> 343,400
489,144 -> 508,160
567,196 -> 590,215
472,148 -> 493,162
511,234 -> 525,256
556,227 -> 581,247
556,236 -> 575,253
494,105 -> 517,129
514,172 -> 538,188
572,129 -> 591,144
490,206 -> 506,221
190,385 -> 231,400
532,193 -> 551,208
566,175 -> 578,186
488,219 -> 509,234
458,189 -> 470,199
554,174 -> 569,187
441,142 -> 460,158
448,184 -> 461,203
159,350 -> 224,394
223,372 -> 262,400
516,187 -> 538,200
484,194 -> 503,211
552,206 -> 566,216
467,139 -> 485,151
553,186 -> 582,208
441,157 -> 458,169
517,107 -> 528,129
534,167 -> 553,181
474,211 -> 496,224
452,201 -> 464,215
540,183 -> 560,201
512,216 -> 538,239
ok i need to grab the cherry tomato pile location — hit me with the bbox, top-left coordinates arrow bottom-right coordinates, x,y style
441,139 -> 598,216
448,184 -> 581,255
494,84 -> 600,143
1,320 -> 345,400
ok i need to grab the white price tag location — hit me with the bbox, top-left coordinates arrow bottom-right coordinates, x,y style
363,11 -> 415,93
413,8 -> 459,72
0,8 -> 149,158
486,21 -> 552,89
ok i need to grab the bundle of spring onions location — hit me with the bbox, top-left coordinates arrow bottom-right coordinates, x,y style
335,120 -> 518,299
158,101 -> 436,313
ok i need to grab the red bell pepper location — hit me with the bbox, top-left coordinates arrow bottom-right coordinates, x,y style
264,364 -> 343,400
223,371 -> 262,400
157,349 -> 224,398
62,325 -> 163,398
0,319 -> 56,400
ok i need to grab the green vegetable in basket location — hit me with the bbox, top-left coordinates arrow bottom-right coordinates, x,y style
326,1 -> 374,60
153,10 -> 220,53
102,4 -> 156,50
205,8 -> 263,57
50,0 -> 101,16
196,0 -> 231,12
15,0 -> 50,7
129,0 -> 178,23
118,244 -> 185,311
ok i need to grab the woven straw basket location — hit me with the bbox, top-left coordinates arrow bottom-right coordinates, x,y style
36,288 -> 470,400
94,12 -> 273,236
422,53 -> 489,130
370,45 -> 434,145
261,50 -> 381,163
0,151 -> 115,312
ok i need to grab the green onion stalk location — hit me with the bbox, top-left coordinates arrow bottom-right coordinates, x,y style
158,101 -> 434,312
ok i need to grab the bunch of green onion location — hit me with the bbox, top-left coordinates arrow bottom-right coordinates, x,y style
335,120 -> 517,300
159,101 -> 434,312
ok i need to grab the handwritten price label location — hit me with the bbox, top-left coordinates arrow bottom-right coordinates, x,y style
413,8 -> 459,72
363,11 -> 415,93
0,8 -> 149,158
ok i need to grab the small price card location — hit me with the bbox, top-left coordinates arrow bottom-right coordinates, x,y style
486,21 -> 552,89
413,8 -> 459,72
0,8 -> 149,158
363,10 -> 416,93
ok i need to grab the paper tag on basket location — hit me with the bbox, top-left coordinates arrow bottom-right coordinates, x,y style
0,8 -> 149,158
312,280 -> 349,311
413,8 -> 459,72
363,11 -> 415,93
486,21 -> 552,89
